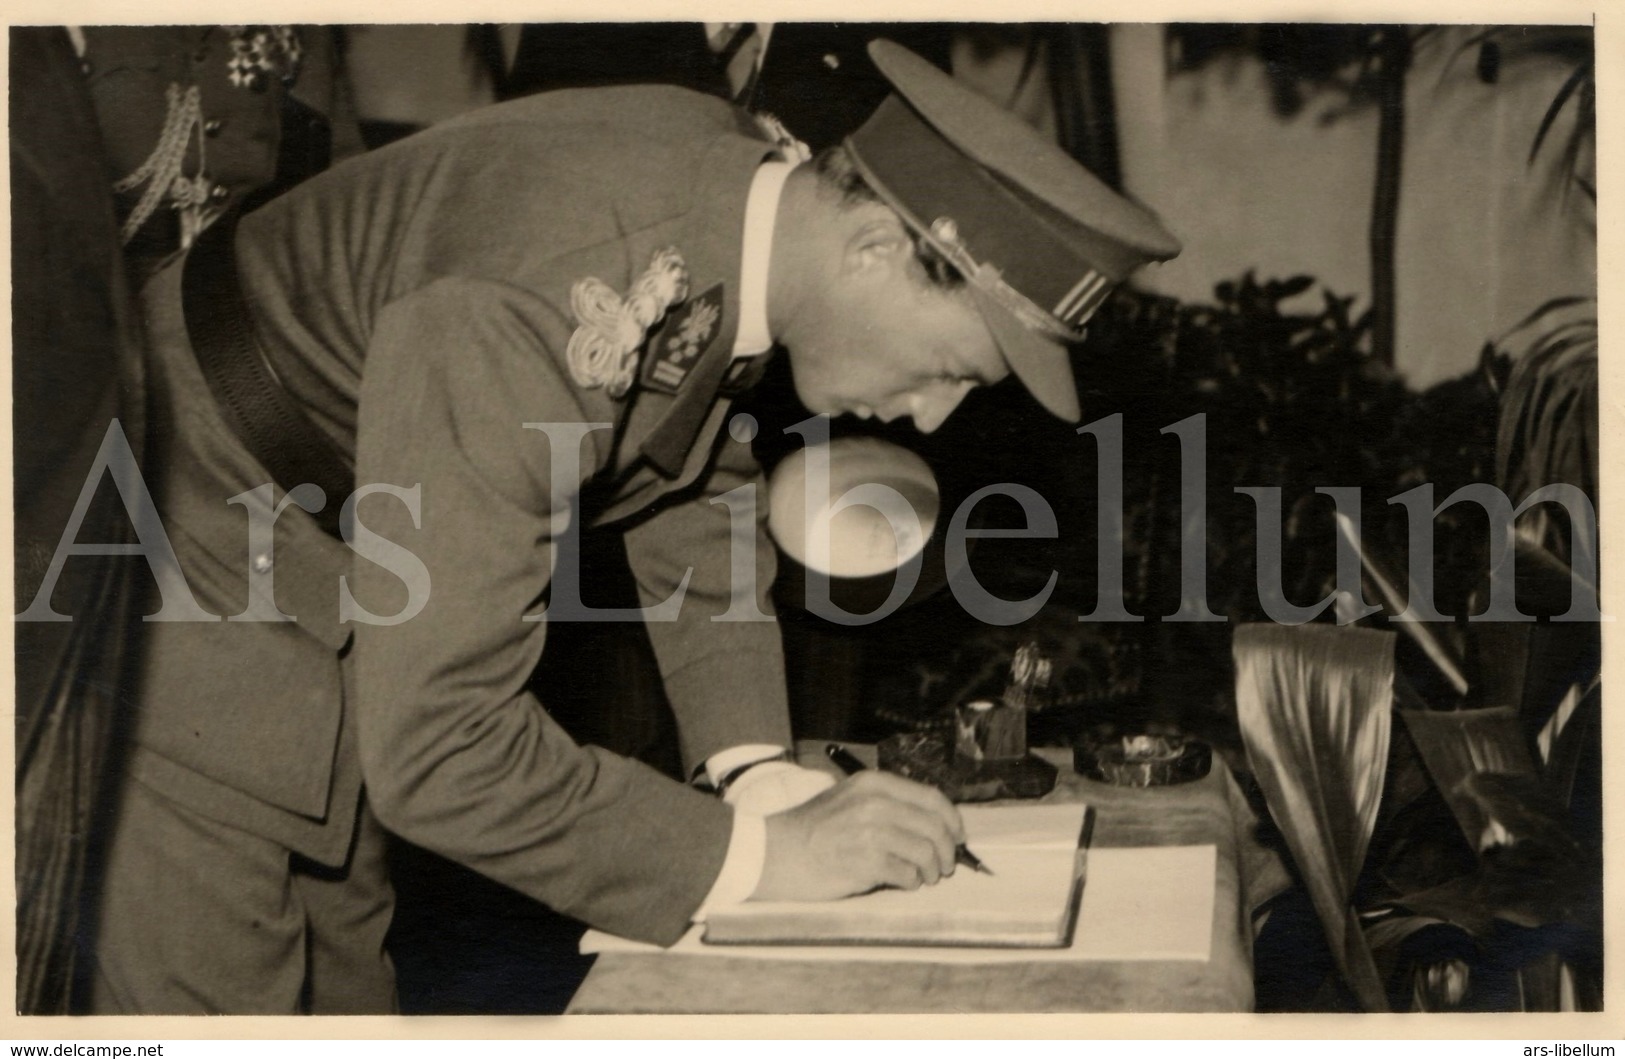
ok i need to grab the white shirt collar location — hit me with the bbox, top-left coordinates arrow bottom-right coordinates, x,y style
733,159 -> 794,359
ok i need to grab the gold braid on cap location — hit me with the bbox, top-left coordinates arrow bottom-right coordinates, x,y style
842,136 -> 1098,344
924,217 -> 1088,344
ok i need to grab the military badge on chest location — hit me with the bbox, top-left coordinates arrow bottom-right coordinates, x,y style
565,247 -> 705,398
641,283 -> 726,394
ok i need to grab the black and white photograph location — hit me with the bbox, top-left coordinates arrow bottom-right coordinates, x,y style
7,4 -> 1613,1035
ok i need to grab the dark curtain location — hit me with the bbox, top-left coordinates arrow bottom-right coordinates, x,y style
11,26 -> 145,1014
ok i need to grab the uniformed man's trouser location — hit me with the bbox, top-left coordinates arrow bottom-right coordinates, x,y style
87,771 -> 397,1014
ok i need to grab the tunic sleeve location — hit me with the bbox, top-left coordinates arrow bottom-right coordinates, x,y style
620,421 -> 793,776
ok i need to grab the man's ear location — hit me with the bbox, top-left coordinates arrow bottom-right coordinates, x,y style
842,208 -> 912,277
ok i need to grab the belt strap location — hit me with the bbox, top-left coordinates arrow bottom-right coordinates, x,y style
181,221 -> 352,538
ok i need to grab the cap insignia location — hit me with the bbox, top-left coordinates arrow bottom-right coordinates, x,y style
566,247 -> 690,397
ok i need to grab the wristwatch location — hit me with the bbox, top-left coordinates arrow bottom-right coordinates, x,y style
709,749 -> 794,798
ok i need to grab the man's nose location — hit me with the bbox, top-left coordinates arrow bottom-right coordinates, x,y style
909,383 -> 972,434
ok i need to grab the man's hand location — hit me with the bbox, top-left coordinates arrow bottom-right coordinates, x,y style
751,771 -> 964,902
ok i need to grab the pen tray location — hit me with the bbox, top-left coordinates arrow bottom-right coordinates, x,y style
877,731 -> 1058,803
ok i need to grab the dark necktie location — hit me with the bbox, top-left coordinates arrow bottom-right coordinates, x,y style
720,347 -> 775,396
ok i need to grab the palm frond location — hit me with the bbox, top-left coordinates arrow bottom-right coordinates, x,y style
1494,297 -> 1598,509
1441,26 -> 1594,205
1529,58 -> 1593,164
1398,707 -> 1538,848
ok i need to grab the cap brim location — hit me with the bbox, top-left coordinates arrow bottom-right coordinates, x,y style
869,40 -> 1183,264
966,282 -> 1082,423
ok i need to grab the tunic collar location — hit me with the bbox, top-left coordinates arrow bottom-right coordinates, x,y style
731,159 -> 793,359
635,129 -> 779,477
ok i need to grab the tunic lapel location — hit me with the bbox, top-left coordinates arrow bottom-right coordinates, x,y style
638,336 -> 734,477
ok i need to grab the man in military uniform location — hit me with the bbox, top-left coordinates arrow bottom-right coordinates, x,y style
75,26 -> 362,280
84,42 -> 1178,1012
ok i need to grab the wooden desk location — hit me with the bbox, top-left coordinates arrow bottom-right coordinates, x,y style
568,745 -> 1289,1013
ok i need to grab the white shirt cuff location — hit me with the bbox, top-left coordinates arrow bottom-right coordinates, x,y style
693,809 -> 766,921
691,760 -> 837,922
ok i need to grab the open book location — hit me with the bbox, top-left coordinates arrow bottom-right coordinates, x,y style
702,802 -> 1092,948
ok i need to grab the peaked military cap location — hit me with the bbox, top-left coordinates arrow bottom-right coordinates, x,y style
846,40 -> 1182,422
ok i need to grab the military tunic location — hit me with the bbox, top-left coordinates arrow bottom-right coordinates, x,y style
96,85 -> 793,1010
79,25 -> 363,277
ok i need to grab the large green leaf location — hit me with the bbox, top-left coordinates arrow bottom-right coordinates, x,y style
1235,623 -> 1396,1011
1398,707 -> 1538,851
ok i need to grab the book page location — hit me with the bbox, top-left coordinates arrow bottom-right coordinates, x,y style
958,801 -> 1094,849
701,803 -> 1088,946
583,843 -> 1217,963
